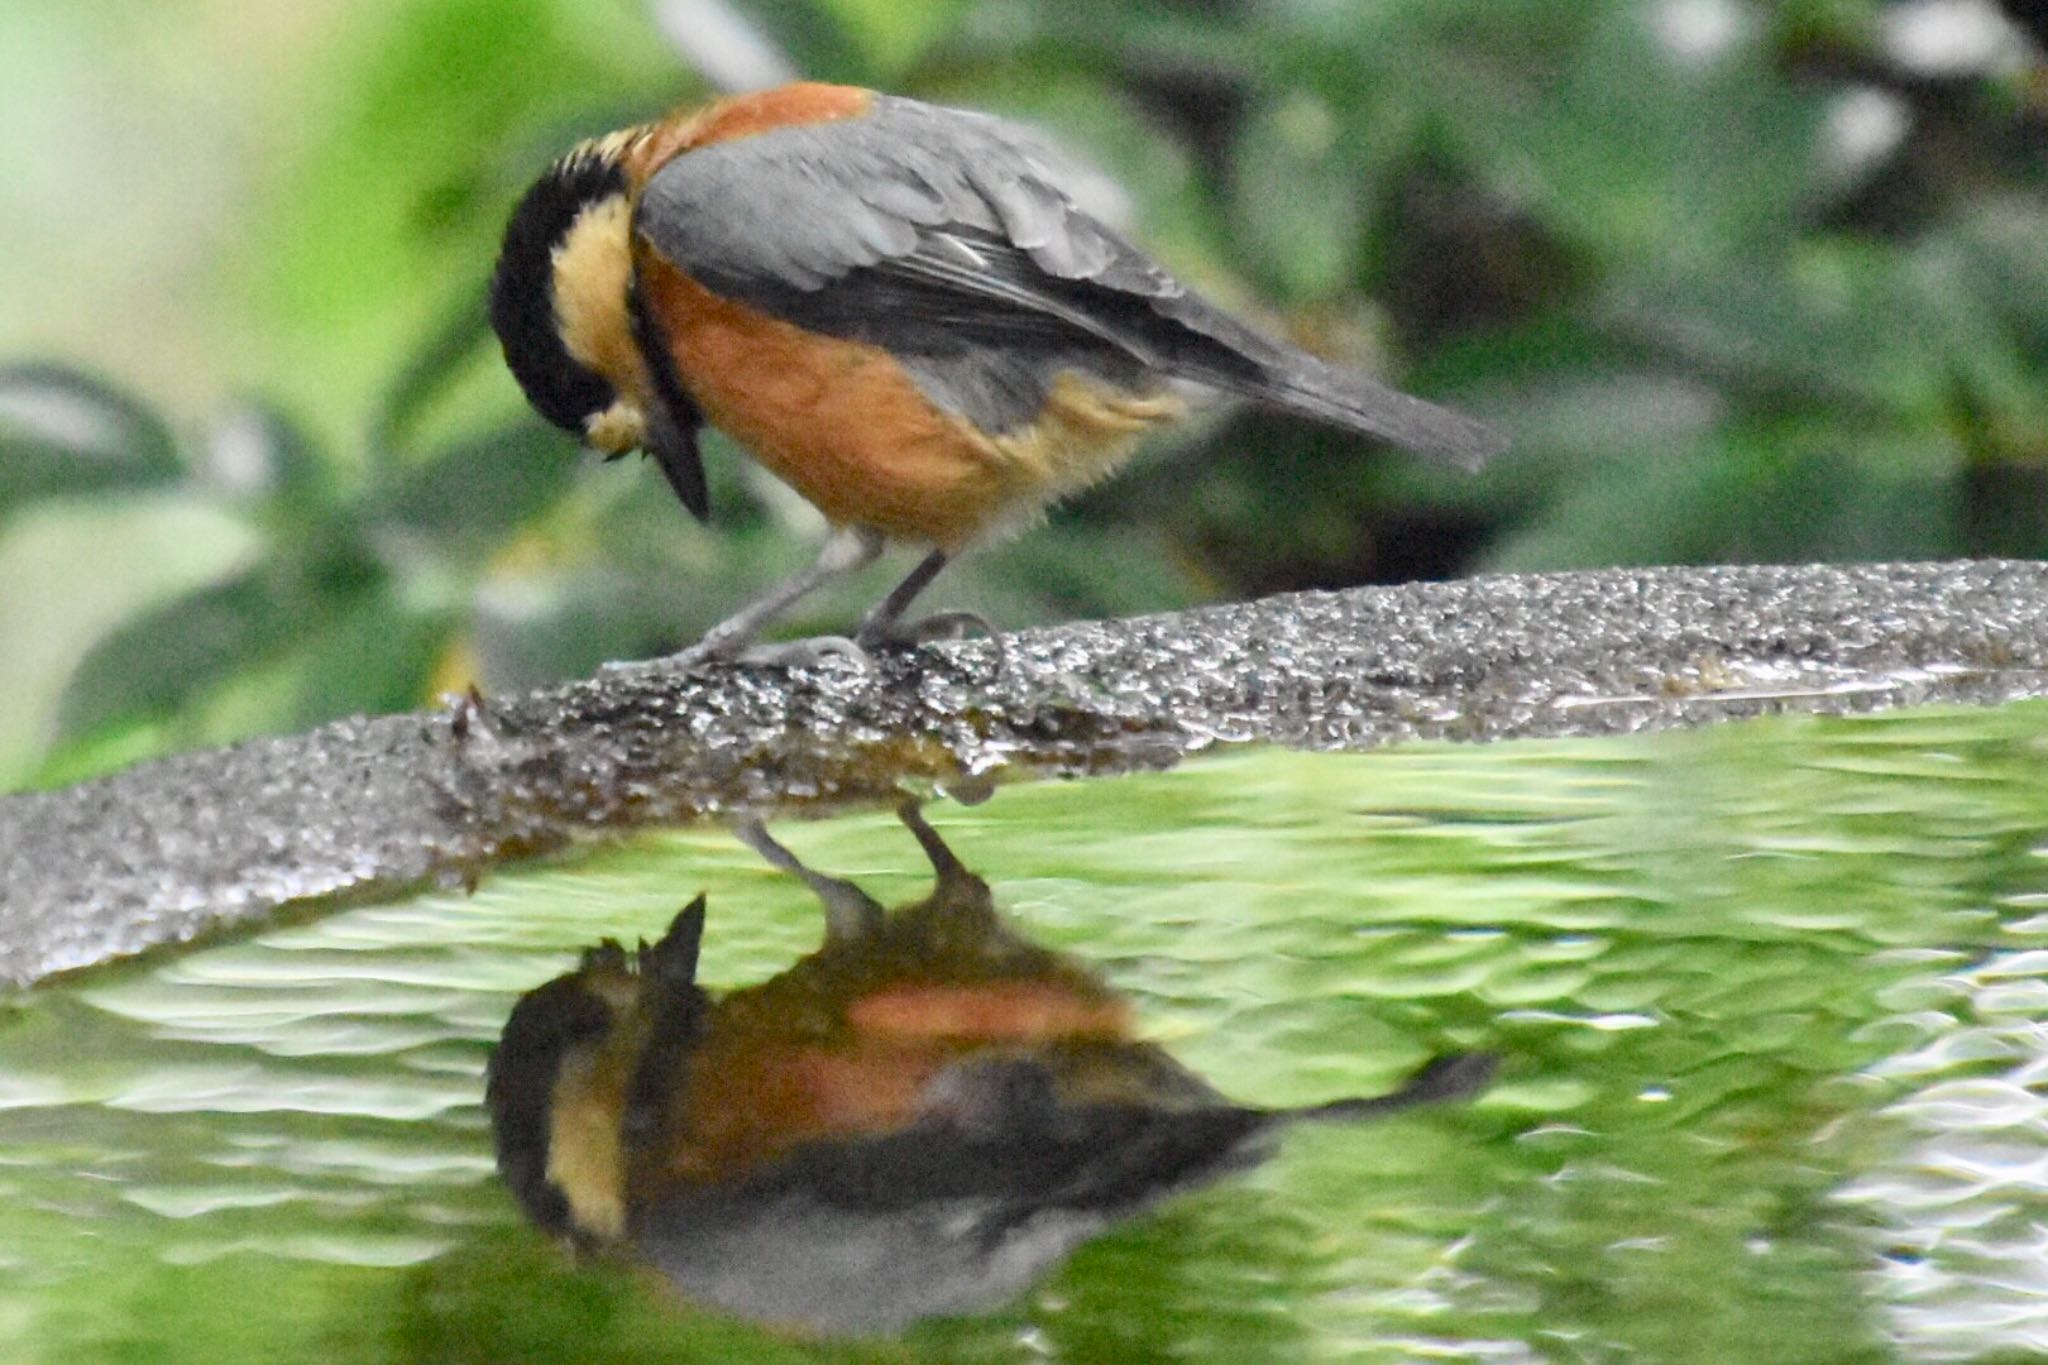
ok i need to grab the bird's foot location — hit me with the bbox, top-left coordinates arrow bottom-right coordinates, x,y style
732,635 -> 871,669
650,630 -> 873,673
856,610 -> 1007,676
855,609 -> 993,650
601,611 -> 1001,679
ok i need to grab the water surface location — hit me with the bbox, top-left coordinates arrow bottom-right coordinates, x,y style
5,703 -> 2047,1362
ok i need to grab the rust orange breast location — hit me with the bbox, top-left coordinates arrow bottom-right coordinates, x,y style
632,972 -> 1137,1194
635,255 -> 1015,549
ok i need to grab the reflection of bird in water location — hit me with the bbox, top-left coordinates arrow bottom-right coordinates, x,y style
486,801 -> 1493,1336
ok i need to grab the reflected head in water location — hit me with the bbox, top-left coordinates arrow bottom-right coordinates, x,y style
486,800 -> 1493,1336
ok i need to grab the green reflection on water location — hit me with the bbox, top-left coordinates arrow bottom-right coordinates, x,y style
6,703 -> 2048,1362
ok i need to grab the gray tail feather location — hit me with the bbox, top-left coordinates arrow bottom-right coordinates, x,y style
1220,358 -> 1508,471
1284,1053 -> 1497,1126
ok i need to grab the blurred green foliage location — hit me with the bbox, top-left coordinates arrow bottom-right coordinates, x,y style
3,0 -> 2045,787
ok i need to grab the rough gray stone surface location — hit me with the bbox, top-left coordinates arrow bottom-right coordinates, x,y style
4,560 -> 2046,990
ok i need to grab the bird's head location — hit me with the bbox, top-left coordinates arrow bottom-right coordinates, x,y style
488,135 -> 647,449
484,894 -> 708,1244
489,130 -> 711,521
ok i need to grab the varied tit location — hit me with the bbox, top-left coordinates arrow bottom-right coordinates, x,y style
485,800 -> 1494,1336
489,82 -> 1508,665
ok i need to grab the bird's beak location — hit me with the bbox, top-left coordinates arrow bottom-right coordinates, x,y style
641,893 -> 707,990
643,401 -> 709,522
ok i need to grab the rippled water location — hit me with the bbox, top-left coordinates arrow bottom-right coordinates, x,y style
5,703 -> 2048,1362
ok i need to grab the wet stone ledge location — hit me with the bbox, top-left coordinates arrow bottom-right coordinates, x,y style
4,559 -> 2047,989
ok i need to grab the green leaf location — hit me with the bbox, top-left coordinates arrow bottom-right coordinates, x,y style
243,0 -> 683,432
56,570 -> 309,740
956,523 -> 1201,625
23,718 -> 179,793
1229,91 -> 1374,301
201,401 -> 340,520
1596,241 -> 1948,416
0,365 -> 184,514
289,590 -> 461,724
466,562 -> 693,687
811,0 -> 972,78
1481,2 -> 1830,264
1906,206 -> 2048,449
373,419 -> 580,544
1482,415 -> 1965,572
372,277 -> 495,459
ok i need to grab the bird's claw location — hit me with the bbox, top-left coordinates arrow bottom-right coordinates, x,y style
667,632 -> 876,670
624,613 -> 1000,678
857,611 -> 1007,676
735,635 -> 871,669
856,609 -> 995,650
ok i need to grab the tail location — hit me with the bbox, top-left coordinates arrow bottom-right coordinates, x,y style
1217,356 -> 1508,471
1285,1053 -> 1497,1125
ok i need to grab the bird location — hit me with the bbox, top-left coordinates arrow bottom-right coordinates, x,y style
485,799 -> 1495,1335
488,82 -> 1508,664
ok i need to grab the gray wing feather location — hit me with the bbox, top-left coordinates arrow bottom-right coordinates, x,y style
635,95 -> 1505,463
640,100 -> 1073,292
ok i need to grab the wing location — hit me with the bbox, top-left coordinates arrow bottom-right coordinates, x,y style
635,94 -> 1259,434
633,96 -> 1504,463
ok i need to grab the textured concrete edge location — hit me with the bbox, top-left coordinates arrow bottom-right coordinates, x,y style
3,559 -> 2047,990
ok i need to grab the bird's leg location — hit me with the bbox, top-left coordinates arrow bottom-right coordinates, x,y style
895,798 -> 993,912
854,550 -> 949,646
732,817 -> 884,943
673,526 -> 885,667
855,550 -> 1003,662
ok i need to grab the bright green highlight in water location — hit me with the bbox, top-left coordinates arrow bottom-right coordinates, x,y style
5,703 -> 2047,1361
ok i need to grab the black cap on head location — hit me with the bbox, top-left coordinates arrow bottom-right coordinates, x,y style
489,149 -> 630,435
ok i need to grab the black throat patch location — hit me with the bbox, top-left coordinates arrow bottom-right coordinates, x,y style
490,148 -> 630,434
